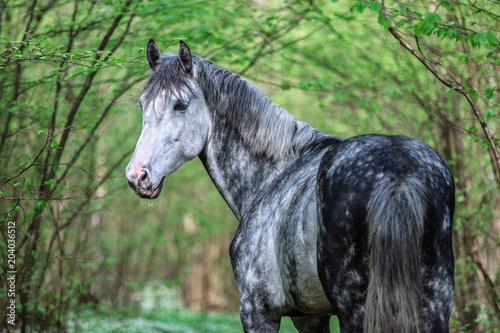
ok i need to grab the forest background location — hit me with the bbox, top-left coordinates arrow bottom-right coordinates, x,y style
0,0 -> 499,332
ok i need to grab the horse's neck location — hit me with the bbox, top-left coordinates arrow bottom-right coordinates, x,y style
198,122 -> 289,220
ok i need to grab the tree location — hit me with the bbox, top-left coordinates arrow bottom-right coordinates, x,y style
0,0 -> 147,330
349,1 -> 500,330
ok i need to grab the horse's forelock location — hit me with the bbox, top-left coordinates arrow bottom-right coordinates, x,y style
140,54 -> 196,107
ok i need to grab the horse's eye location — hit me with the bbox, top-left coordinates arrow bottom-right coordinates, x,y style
173,102 -> 188,112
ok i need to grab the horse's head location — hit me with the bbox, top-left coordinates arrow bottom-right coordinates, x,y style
126,40 -> 210,199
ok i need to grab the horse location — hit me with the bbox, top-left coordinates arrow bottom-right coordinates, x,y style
125,40 -> 455,333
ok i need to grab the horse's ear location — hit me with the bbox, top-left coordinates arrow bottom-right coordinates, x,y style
178,40 -> 192,74
147,39 -> 160,70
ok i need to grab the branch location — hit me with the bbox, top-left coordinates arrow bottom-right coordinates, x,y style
387,26 -> 500,186
238,1 -> 317,76
1,55 -> 116,69
55,76 -> 146,186
53,0 -> 135,165
18,228 -> 63,260
459,235 -> 500,315
54,146 -> 134,232
0,130 -> 51,186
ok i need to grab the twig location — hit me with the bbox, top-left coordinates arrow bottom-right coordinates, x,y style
18,228 -> 63,260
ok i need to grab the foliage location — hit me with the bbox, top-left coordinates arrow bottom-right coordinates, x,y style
0,0 -> 498,332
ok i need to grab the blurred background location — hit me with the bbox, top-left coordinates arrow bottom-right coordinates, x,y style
0,0 -> 499,332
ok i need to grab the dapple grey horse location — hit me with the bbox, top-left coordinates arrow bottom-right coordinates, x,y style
126,40 -> 455,333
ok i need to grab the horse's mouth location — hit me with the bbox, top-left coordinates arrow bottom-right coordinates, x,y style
138,177 -> 164,199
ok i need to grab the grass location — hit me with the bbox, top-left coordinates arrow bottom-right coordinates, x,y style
71,307 -> 340,333
69,285 -> 340,332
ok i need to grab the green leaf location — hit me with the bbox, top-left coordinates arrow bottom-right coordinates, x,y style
400,7 -> 410,15
422,23 -> 435,36
413,13 -> 442,37
486,30 -> 499,47
428,13 -> 442,24
413,20 -> 426,36
442,1 -> 453,10
480,138 -> 492,148
369,1 -> 381,13
485,88 -> 495,100
470,89 -> 479,100
352,1 -> 369,14
483,110 -> 498,121
396,20 -> 405,29
436,28 -> 444,39
473,31 -> 488,47
33,200 -> 46,211
330,0 -> 339,3
50,139 -> 61,150
446,88 -> 457,98
378,11 -> 390,29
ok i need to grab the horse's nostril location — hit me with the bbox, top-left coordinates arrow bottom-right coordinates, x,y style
140,170 -> 148,182
137,169 -> 151,188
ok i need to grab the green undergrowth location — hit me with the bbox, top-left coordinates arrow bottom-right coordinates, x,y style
70,307 -> 340,333
69,284 -> 340,332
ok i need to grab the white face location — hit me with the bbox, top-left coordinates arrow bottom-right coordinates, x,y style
125,85 -> 211,199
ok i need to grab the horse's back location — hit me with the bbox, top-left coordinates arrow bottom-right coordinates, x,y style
316,134 -> 454,332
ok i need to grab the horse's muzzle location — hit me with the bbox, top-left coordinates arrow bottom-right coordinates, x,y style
127,167 -> 164,199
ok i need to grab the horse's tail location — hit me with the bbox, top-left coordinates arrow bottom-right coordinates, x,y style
363,176 -> 426,333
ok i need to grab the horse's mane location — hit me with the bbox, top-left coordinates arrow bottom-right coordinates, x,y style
140,53 -> 321,161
